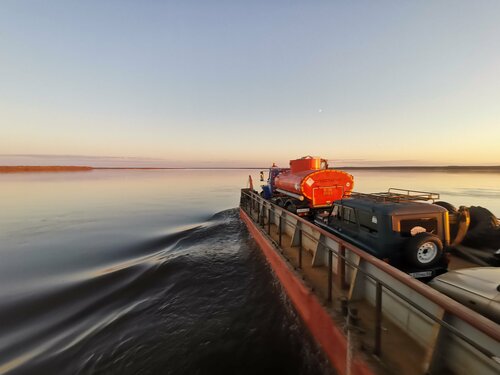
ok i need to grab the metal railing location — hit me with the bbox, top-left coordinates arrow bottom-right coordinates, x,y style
240,188 -> 500,370
350,188 -> 440,202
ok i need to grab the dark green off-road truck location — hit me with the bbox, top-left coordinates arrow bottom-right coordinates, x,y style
315,189 -> 475,280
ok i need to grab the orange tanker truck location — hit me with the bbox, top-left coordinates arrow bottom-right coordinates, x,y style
260,156 -> 354,216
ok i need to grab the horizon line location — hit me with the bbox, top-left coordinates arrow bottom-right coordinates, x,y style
2,165 -> 500,172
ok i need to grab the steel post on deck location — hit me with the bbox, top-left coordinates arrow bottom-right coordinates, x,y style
337,244 -> 347,290
298,226 -> 303,269
279,215 -> 283,247
267,208 -> 271,234
374,282 -> 382,356
327,249 -> 333,302
257,201 -> 261,224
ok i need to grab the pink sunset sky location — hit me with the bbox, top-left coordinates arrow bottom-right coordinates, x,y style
1,2 -> 499,168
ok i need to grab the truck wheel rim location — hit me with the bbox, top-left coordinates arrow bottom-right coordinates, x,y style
417,242 -> 438,263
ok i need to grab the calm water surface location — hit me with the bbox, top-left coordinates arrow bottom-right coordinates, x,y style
1,169 -> 499,374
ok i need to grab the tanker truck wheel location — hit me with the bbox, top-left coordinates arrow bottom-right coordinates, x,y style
434,201 -> 457,213
275,198 -> 285,207
285,201 -> 297,214
405,233 -> 443,268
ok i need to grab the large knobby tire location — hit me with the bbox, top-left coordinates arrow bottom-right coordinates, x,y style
434,201 -> 457,213
405,233 -> 443,269
463,206 -> 500,247
469,206 -> 498,229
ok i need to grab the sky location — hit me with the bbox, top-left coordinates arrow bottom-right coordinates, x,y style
1,1 -> 499,167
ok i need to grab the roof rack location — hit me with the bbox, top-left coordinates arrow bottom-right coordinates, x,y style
349,188 -> 439,203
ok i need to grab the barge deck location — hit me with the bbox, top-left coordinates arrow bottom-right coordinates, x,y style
240,188 -> 500,375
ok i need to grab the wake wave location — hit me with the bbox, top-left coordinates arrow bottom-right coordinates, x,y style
1,209 -> 240,373
1,208 -> 327,375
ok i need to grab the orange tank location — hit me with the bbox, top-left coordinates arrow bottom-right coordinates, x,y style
274,157 -> 354,207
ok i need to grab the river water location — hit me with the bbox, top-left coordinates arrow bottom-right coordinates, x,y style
1,169 -> 499,374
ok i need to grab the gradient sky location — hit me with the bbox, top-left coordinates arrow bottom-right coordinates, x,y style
1,1 -> 499,167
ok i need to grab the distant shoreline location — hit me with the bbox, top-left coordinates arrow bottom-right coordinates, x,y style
0,166 -> 93,173
1,165 -> 500,173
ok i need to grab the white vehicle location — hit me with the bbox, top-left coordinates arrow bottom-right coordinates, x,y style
429,267 -> 500,323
